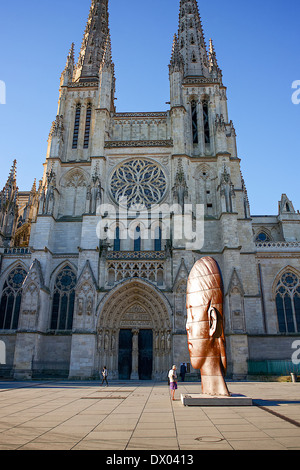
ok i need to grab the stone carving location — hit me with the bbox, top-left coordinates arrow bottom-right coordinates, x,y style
186,256 -> 230,396
172,159 -> 188,211
86,165 -> 103,214
219,165 -> 235,213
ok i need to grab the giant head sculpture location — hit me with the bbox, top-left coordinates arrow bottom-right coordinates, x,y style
186,256 -> 230,396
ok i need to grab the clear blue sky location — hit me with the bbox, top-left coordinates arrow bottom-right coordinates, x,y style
0,0 -> 299,215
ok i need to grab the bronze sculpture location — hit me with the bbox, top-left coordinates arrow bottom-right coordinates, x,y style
186,256 -> 230,397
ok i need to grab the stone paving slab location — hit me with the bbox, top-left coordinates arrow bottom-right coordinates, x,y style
0,380 -> 299,451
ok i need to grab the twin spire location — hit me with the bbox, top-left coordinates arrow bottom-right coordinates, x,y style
62,0 -> 222,85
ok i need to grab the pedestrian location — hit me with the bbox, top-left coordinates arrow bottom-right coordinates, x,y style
168,365 -> 178,401
180,362 -> 187,382
101,366 -> 109,386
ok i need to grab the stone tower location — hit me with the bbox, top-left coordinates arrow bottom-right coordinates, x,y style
1,0 -> 299,381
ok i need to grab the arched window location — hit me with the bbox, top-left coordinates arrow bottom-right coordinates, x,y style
50,266 -> 76,331
191,100 -> 198,144
72,103 -> 81,149
83,103 -> 92,149
114,226 -> 121,251
0,266 -> 27,330
202,100 -> 210,144
134,226 -> 141,252
255,231 -> 270,243
154,226 -> 162,251
275,272 -> 300,333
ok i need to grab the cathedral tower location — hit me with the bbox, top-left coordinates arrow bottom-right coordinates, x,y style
0,0 -> 299,381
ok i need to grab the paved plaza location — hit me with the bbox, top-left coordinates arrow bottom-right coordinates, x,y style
0,380 -> 299,451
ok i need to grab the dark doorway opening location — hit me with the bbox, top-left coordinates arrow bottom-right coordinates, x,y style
118,330 -> 132,380
138,329 -> 153,380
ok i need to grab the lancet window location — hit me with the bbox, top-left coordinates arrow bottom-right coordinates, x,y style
50,266 -> 76,331
0,266 -> 27,330
191,101 -> 198,144
134,226 -> 141,252
83,103 -> 92,149
114,226 -> 121,251
154,226 -> 162,252
275,272 -> 300,333
72,103 -> 81,149
203,100 -> 210,144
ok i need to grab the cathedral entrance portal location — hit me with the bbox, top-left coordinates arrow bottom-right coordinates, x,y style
97,279 -> 172,380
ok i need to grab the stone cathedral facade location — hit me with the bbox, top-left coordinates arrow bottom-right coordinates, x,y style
0,0 -> 299,380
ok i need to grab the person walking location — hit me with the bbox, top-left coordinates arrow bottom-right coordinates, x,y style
101,366 -> 109,386
168,365 -> 178,401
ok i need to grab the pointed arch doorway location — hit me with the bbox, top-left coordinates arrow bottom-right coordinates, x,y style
97,279 -> 172,380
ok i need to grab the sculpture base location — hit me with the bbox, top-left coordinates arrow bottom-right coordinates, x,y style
181,393 -> 252,407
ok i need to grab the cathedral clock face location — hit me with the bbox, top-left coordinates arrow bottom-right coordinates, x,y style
109,158 -> 167,209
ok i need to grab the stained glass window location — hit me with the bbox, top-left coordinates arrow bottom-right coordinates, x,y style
114,226 -> 121,251
203,101 -> 210,144
154,226 -> 162,251
256,232 -> 270,243
50,266 -> 76,331
0,266 -> 26,330
191,101 -> 198,144
110,159 -> 167,210
72,104 -> 81,149
83,103 -> 92,149
134,226 -> 141,252
275,272 -> 300,333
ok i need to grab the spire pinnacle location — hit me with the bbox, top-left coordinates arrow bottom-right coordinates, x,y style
1,160 -> 17,206
7,160 -> 17,186
177,0 -> 209,78
74,0 -> 111,83
169,34 -> 184,73
209,38 -> 223,83
61,43 -> 75,85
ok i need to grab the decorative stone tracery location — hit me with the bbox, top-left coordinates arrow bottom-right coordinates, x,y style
110,158 -> 167,209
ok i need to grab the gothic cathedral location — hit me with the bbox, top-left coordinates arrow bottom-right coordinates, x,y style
1,0 -> 299,380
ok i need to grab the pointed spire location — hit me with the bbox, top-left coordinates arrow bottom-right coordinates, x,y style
74,0 -> 111,83
31,179 -> 37,194
60,43 -> 75,86
3,160 -> 17,196
209,38 -> 223,83
8,159 -> 17,184
209,39 -> 217,69
100,34 -> 114,73
169,34 -> 184,73
67,42 -> 75,69
0,160 -> 18,239
177,0 -> 209,78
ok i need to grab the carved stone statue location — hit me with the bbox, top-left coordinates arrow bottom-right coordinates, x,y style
186,256 -> 230,396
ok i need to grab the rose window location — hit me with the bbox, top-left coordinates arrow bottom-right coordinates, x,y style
110,159 -> 167,209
